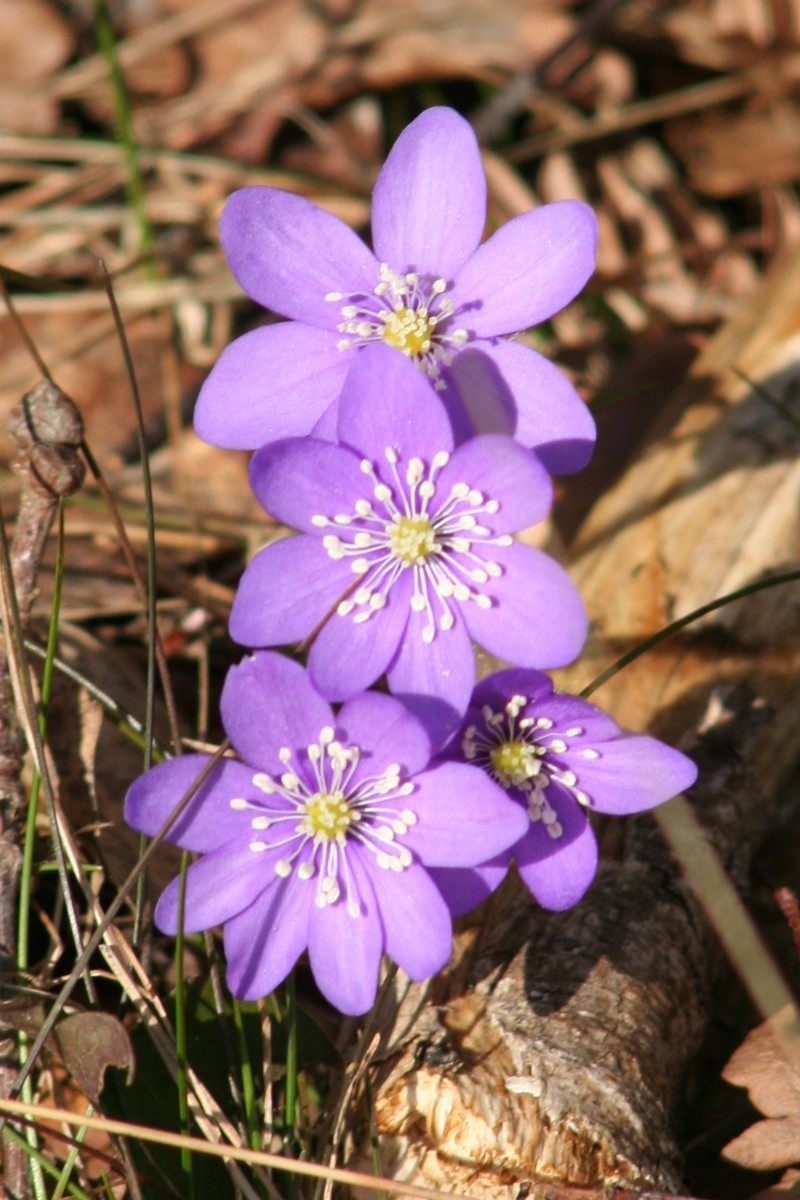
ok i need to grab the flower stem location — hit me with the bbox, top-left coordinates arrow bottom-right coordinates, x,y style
174,851 -> 195,1200
232,997 -> 261,1151
580,569 -> 800,698
92,0 -> 154,264
283,972 -> 298,1147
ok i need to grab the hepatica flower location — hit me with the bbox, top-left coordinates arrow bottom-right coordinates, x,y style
431,669 -> 698,915
230,347 -> 587,726
195,106 -> 597,473
124,653 -> 527,1015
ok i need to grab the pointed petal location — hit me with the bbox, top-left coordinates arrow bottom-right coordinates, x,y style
221,187 -> 378,327
566,735 -> 697,815
446,341 -> 596,473
124,756 -> 256,852
250,437 -> 367,532
337,345 -> 453,465
308,572 -> 413,700
429,858 -> 510,917
229,535 -> 351,649
155,845 -> 278,934
368,861 -> 453,981
371,108 -> 486,279
336,691 -> 431,778
221,652 -> 334,777
386,605 -> 475,725
307,857 -> 383,1015
515,790 -> 598,911
462,542 -> 587,669
224,877 -> 312,1001
194,323 -> 350,450
402,762 -> 528,866
449,201 -> 597,336
436,434 -> 553,533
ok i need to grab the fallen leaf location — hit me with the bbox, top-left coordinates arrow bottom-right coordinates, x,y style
54,1011 -> 135,1102
722,1004 -> 800,1171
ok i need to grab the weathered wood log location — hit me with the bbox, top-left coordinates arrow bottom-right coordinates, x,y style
352,244 -> 800,1196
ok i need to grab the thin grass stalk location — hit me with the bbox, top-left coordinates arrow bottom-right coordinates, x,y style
3,1122 -> 93,1200
579,568 -> 800,699
51,1103 -> 94,1200
8,742 -> 230,1101
92,0 -> 154,263
0,505 -> 93,1003
232,998 -> 261,1152
174,850 -> 195,1200
283,972 -> 297,1151
23,640 -> 168,762
16,503 -> 67,1200
79,443 -> 181,753
0,1097 -> 477,1200
15,504 -> 64,971
318,963 -> 398,1200
98,266 -> 182,947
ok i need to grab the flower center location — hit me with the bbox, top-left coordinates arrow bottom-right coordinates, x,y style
389,513 -> 436,566
311,446 -> 512,644
462,695 -> 602,841
382,306 -> 435,357
490,739 -> 542,789
229,726 -> 418,918
300,791 -> 354,840
325,265 -> 469,390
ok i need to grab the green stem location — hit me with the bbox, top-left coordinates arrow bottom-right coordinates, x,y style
92,0 -> 154,264
17,504 -> 66,1200
3,1123 -> 93,1200
283,972 -> 297,1146
232,998 -> 261,1151
174,851 -> 195,1200
580,568 -> 800,699
51,1103 -> 94,1200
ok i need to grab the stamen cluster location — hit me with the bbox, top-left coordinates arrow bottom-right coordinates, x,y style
230,727 -> 418,916
312,447 -> 509,642
326,264 -> 468,388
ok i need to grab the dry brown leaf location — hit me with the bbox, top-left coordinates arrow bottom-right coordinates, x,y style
754,1166 -> 800,1198
669,97 -> 800,196
0,0 -> 73,133
725,1007 -> 800,1117
724,1117 -> 800,1172
54,1012 -> 135,1102
722,1005 -> 800,1170
617,0 -> 800,69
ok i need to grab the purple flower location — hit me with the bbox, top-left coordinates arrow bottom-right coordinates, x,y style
229,347 -> 587,730
195,106 -> 597,473
430,669 -> 698,915
124,653 -> 528,1015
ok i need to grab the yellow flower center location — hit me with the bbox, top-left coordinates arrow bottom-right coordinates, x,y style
301,792 -> 354,841
388,513 -> 437,566
490,740 -> 542,789
382,306 -> 435,358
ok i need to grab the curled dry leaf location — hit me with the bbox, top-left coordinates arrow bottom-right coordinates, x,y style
722,1004 -> 800,1171
0,999 -> 134,1102
54,1012 -> 135,1103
